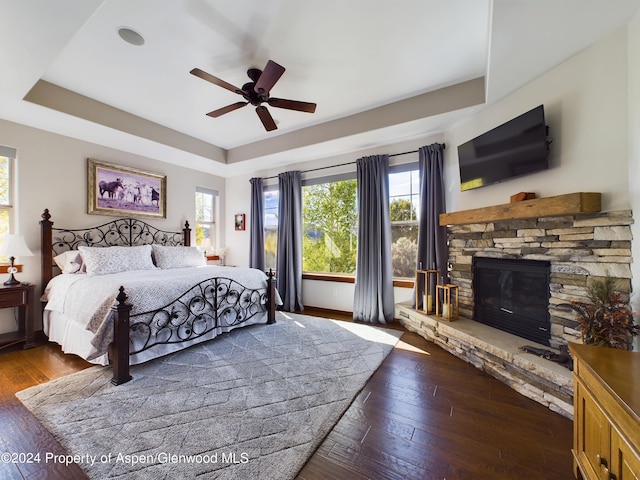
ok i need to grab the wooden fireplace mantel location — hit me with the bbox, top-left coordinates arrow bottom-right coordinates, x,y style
439,192 -> 601,226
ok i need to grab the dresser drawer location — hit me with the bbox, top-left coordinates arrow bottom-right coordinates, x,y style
0,290 -> 25,307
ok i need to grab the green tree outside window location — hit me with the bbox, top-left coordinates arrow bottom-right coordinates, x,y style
265,166 -> 420,279
0,154 -> 12,262
303,179 -> 357,274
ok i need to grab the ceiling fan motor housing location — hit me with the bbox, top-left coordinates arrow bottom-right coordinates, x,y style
241,81 -> 266,106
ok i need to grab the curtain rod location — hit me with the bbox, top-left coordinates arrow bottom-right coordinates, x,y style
261,144 -> 445,180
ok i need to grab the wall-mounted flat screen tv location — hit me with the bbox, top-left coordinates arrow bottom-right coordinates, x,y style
458,105 -> 549,191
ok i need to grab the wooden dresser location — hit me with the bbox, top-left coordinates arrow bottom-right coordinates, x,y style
569,343 -> 640,479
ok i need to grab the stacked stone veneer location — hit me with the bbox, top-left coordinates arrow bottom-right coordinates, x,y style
448,210 -> 634,349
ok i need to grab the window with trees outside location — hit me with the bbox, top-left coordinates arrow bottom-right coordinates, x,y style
389,167 -> 420,279
303,177 -> 358,274
195,187 -> 218,252
0,147 -> 14,262
264,188 -> 279,271
263,164 -> 420,279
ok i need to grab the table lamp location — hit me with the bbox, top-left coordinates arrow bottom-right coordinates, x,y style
199,238 -> 213,255
0,234 -> 34,285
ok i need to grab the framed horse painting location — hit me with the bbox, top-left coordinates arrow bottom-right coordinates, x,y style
87,159 -> 166,218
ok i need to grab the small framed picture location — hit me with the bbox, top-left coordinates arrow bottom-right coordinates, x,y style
234,213 -> 246,231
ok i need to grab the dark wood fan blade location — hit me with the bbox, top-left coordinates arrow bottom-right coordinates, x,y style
206,102 -> 248,118
256,106 -> 277,131
190,68 -> 243,95
268,98 -> 316,113
254,60 -> 285,95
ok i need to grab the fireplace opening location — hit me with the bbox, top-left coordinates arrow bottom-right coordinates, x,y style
473,257 -> 551,345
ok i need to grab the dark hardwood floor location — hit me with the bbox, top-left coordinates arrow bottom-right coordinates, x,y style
0,312 -> 574,480
0,341 -> 91,480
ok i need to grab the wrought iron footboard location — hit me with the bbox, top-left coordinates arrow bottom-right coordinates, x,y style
129,277 -> 270,354
110,270 -> 276,385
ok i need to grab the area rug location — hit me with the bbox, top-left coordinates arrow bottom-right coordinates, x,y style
16,313 -> 402,479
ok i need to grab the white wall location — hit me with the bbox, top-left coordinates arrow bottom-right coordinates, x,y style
627,10 -> 640,351
226,23 -> 635,316
0,119 -> 225,333
223,174 -> 252,266
445,27 -> 630,213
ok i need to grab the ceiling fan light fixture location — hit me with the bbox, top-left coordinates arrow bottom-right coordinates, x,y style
117,27 -> 145,46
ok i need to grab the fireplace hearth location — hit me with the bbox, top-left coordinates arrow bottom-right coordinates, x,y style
397,208 -> 632,418
473,257 -> 551,345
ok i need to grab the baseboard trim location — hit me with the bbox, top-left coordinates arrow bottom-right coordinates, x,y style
303,306 -> 352,320
303,306 -> 404,328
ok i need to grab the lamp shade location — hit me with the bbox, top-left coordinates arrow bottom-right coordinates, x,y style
199,238 -> 213,251
0,234 -> 34,258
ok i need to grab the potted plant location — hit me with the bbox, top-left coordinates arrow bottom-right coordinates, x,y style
569,273 -> 639,350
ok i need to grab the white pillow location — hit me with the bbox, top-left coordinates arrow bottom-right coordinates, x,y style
53,250 -> 85,274
152,245 -> 206,269
78,245 -> 155,276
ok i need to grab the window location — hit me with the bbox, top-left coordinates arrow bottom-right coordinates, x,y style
389,166 -> 420,279
262,162 -> 421,279
195,187 -> 218,252
302,177 -> 357,274
0,147 -> 14,262
264,188 -> 279,271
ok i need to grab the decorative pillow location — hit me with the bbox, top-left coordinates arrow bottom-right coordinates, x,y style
53,250 -> 85,274
78,245 -> 155,276
152,245 -> 206,269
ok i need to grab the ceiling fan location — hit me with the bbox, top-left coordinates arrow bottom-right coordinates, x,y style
190,60 -> 316,132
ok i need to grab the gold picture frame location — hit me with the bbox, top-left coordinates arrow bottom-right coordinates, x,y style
87,159 -> 166,218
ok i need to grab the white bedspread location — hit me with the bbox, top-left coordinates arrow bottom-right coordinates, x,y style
42,266 -> 277,364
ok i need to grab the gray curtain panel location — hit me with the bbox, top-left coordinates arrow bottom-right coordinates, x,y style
415,143 -> 448,308
353,155 -> 394,324
249,177 -> 265,271
276,171 -> 304,311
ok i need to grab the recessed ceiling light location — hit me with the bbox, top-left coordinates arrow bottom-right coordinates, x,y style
118,27 -> 145,46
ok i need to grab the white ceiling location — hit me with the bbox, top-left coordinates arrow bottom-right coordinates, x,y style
1,0 -> 639,177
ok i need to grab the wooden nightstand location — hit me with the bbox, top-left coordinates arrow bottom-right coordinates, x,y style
0,283 -> 36,350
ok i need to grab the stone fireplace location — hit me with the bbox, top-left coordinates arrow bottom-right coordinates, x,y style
448,208 -> 633,350
396,195 -> 633,418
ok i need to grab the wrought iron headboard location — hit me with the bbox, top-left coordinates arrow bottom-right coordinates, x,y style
40,209 -> 191,291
